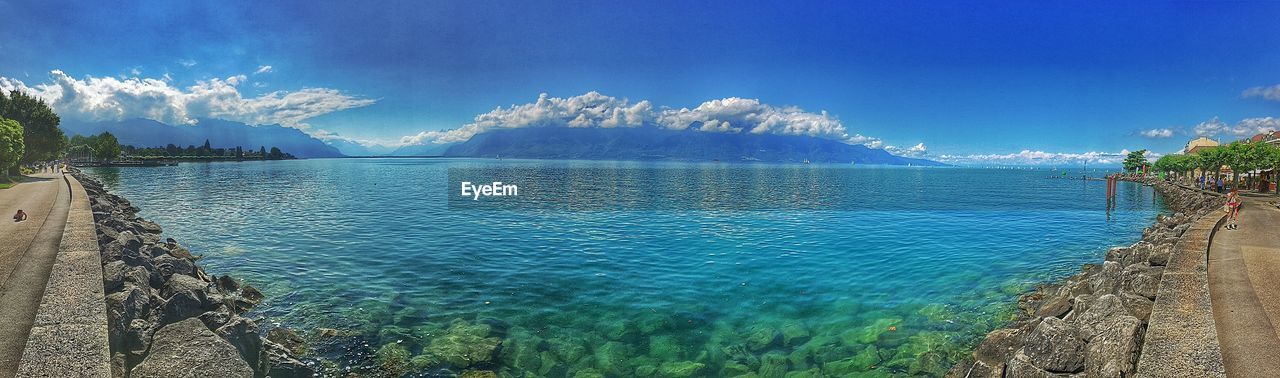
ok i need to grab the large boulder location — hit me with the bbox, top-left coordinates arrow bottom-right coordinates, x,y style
1006,350 -> 1075,378
1020,317 -> 1085,373
163,274 -> 209,299
1122,264 -> 1163,300
103,260 -> 128,292
972,327 -> 1025,367
1072,294 -> 1132,341
262,339 -> 314,378
131,318 -> 254,377
105,285 -> 152,353
1088,261 -> 1123,295
162,290 -> 211,325
216,316 -> 264,371
155,254 -> 195,278
1085,315 -> 1143,378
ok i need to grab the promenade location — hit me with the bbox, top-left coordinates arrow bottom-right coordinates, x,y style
0,173 -> 70,375
1210,192 -> 1280,377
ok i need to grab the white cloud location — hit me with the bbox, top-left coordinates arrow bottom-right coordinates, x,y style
885,142 -> 927,157
1191,116 -> 1280,138
1193,117 -> 1229,136
934,149 -> 1157,166
0,70 -> 375,129
1232,117 -> 1280,137
1139,128 -> 1174,138
1243,84 -> 1280,101
400,92 -> 883,148
178,59 -> 197,68
254,65 -> 273,75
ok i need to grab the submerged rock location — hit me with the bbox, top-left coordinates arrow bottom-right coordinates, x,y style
420,320 -> 502,368
659,361 -> 706,377
647,335 -> 683,361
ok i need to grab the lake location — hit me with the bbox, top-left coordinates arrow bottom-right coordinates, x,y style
85,159 -> 1164,377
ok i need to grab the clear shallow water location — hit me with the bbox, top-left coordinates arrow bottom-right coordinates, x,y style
86,159 -> 1164,377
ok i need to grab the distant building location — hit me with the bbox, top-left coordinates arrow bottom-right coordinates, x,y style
1183,136 -> 1220,154
1246,130 -> 1280,145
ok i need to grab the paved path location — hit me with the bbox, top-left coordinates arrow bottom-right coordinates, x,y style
0,173 -> 70,376
1209,192 -> 1280,378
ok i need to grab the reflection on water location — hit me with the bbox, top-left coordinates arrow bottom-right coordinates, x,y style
87,159 -> 1164,376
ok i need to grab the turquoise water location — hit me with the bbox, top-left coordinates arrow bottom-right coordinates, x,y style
86,159 -> 1164,377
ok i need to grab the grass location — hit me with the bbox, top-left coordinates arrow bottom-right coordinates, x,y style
0,174 -> 30,189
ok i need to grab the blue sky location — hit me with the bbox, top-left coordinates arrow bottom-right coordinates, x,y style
2,1 -> 1280,163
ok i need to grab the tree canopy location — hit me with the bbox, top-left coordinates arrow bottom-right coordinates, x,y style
0,117 -> 24,175
0,90 -> 65,165
93,132 -> 121,162
1122,149 -> 1149,173
67,131 -> 122,162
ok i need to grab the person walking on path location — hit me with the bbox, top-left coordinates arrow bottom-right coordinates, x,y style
1218,177 -> 1226,193
1226,189 -> 1242,230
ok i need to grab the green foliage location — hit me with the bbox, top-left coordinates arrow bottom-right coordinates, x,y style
92,132 -> 121,162
1122,149 -> 1149,172
0,90 -> 65,164
0,117 -> 24,174
1194,146 -> 1227,178
1153,154 -> 1186,174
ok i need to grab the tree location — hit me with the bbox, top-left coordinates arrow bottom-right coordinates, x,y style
1196,147 -> 1227,181
0,91 -> 65,168
1154,154 -> 1192,179
92,132 -> 121,162
1257,143 -> 1280,194
268,146 -> 283,160
1123,149 -> 1149,173
0,117 -> 24,177
1214,141 -> 1267,190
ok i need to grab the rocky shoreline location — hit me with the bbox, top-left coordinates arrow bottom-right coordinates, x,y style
947,179 -> 1226,377
72,168 -> 313,377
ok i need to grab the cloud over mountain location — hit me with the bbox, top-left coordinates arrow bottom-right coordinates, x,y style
885,142 -> 927,157
935,149 -> 1157,166
400,92 -> 881,147
0,70 -> 374,129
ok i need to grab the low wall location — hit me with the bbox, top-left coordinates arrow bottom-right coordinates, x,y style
1134,205 -> 1227,376
16,173 -> 112,376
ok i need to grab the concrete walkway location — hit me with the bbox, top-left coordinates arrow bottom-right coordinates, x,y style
0,173 -> 70,376
1209,192 -> 1280,378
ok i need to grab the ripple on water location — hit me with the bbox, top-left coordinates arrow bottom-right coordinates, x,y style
86,160 -> 1164,376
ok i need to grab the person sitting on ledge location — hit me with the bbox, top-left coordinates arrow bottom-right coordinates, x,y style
13,209 -> 27,222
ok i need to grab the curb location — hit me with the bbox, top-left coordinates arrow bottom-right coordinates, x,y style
15,173 -> 112,377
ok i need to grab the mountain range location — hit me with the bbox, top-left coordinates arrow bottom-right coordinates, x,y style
440,127 -> 944,165
62,119 -> 942,165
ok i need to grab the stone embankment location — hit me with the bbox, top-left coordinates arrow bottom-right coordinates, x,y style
71,169 -> 312,377
948,179 -> 1226,377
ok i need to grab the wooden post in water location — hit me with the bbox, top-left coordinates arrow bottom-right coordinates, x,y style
1106,174 -> 1117,210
